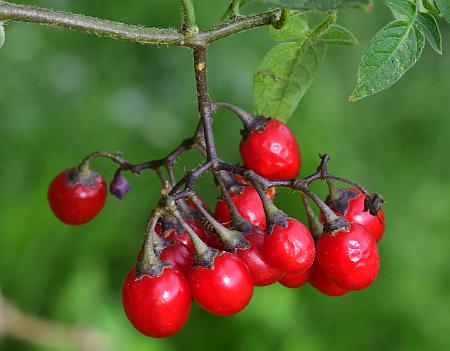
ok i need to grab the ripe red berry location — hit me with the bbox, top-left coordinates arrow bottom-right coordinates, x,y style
159,241 -> 193,276
263,218 -> 315,273
326,188 -> 385,241
214,186 -> 267,229
236,230 -> 282,286
48,168 -> 107,225
234,175 -> 276,200
279,269 -> 310,288
240,119 -> 301,180
316,223 -> 380,290
158,219 -> 219,252
122,267 -> 191,338
189,252 -> 253,316
308,261 -> 348,297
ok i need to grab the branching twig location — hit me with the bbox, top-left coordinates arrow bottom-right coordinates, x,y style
0,292 -> 110,351
0,1 -> 283,48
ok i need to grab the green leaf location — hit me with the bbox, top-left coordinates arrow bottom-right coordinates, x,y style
415,12 -> 442,54
253,41 -> 326,121
435,0 -> 450,23
253,0 -> 372,11
382,0 -> 416,19
350,20 -> 425,101
0,22 -> 4,49
268,13 -> 309,42
318,24 -> 359,45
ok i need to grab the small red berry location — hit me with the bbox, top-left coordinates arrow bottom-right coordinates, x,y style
214,186 -> 267,229
234,174 -> 276,200
189,252 -> 253,316
48,168 -> 107,225
308,261 -> 348,297
240,119 -> 301,180
122,267 -> 191,338
159,241 -> 193,276
263,218 -> 315,273
327,188 -> 385,241
236,230 -> 282,286
316,223 -> 380,290
158,220 -> 218,252
279,269 -> 310,288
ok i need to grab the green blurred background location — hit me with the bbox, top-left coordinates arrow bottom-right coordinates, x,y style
1,0 -> 449,350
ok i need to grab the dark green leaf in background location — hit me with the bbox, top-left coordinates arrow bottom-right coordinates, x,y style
415,11 -> 442,54
253,41 -> 325,121
253,0 -> 372,11
435,0 -> 450,23
318,24 -> 359,45
350,20 -> 425,101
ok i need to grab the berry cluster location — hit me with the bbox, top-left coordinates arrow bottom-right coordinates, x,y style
48,104 -> 385,338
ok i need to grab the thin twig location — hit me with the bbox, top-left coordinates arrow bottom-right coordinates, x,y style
0,292 -> 110,351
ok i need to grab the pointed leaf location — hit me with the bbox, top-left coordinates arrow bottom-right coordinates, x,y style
435,0 -> 450,23
318,24 -> 359,45
382,0 -> 415,19
268,13 -> 309,42
254,41 -> 326,121
415,12 -> 442,54
253,0 -> 372,11
350,20 -> 425,101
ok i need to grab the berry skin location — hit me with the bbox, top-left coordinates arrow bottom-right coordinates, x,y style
214,186 -> 267,229
158,220 -> 219,252
316,223 -> 380,291
159,241 -> 193,276
189,252 -> 254,316
240,119 -> 301,180
308,261 -> 348,297
263,218 -> 315,273
326,188 -> 385,241
122,267 -> 191,338
279,269 -> 310,289
236,230 -> 283,286
109,174 -> 130,199
48,168 -> 107,225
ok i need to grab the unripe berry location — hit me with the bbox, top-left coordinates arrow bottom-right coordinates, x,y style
110,174 -> 130,199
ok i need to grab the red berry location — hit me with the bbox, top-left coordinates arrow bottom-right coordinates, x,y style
48,168 -> 107,225
263,218 -> 315,273
308,261 -> 348,297
279,269 -> 310,288
240,119 -> 301,180
189,252 -> 253,316
235,175 -> 276,200
158,220 -> 219,252
214,186 -> 267,229
159,241 -> 193,276
236,230 -> 282,286
316,223 -> 380,290
331,188 -> 385,241
122,267 -> 191,338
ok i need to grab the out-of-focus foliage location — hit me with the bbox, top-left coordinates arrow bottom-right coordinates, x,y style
0,1 -> 449,350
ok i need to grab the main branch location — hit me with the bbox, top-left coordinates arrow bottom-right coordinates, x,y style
0,1 -> 283,47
